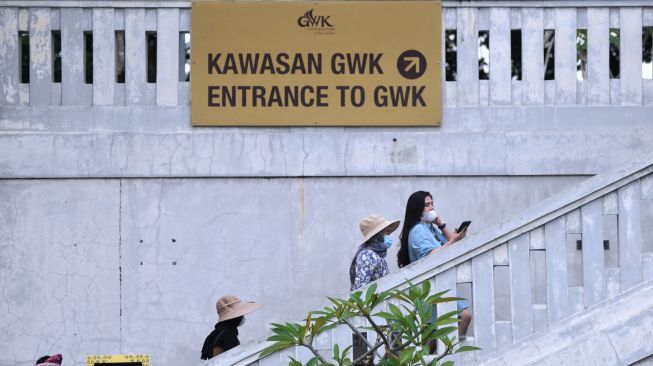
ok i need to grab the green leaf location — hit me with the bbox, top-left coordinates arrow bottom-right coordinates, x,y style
319,323 -> 339,334
306,356 -> 319,366
431,296 -> 464,304
455,345 -> 482,353
434,317 -> 459,326
430,326 -> 458,338
408,285 -> 419,300
406,315 -> 419,337
440,361 -> 454,366
311,316 -> 326,336
375,311 -> 398,321
288,356 -> 303,366
421,320 -> 439,341
327,296 -> 344,307
313,309 -> 333,317
421,280 -> 431,295
365,283 -> 377,303
391,291 -> 410,303
259,342 -> 294,358
427,289 -> 450,299
388,303 -> 403,318
374,290 -> 392,303
350,291 -> 363,302
399,347 -> 415,364
341,345 -> 352,358
267,334 -> 296,343
435,310 -> 461,324
332,343 -> 340,361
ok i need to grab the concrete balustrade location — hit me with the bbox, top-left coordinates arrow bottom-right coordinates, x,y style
207,159 -> 653,365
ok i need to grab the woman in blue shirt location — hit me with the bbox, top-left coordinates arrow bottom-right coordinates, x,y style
397,191 -> 471,342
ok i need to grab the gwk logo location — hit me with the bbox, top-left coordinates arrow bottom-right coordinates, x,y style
297,9 -> 334,29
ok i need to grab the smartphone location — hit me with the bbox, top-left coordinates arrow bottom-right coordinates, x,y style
456,221 -> 471,233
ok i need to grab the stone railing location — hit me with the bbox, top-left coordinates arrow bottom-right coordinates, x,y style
2,1 -> 653,108
206,156 -> 653,365
2,1 -> 653,181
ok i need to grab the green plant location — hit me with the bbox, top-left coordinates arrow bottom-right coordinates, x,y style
260,281 -> 479,366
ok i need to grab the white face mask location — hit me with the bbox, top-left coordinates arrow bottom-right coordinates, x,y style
422,210 -> 437,223
239,317 -> 246,327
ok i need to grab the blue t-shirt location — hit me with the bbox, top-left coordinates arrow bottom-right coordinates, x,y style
408,223 -> 468,312
408,222 -> 448,263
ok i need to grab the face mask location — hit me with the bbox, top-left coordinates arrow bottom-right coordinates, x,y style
422,210 -> 437,223
239,317 -> 246,327
382,235 -> 393,249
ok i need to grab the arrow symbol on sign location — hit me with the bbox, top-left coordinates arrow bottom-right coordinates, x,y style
404,57 -> 420,73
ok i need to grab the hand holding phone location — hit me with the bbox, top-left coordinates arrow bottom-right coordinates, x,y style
456,220 -> 471,233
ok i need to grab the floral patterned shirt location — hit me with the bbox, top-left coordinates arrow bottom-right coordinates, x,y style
350,249 -> 389,291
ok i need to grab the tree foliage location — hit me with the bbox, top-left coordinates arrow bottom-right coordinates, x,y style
260,282 -> 479,366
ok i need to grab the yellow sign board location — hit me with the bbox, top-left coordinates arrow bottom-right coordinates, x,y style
191,1 -> 442,126
86,354 -> 150,366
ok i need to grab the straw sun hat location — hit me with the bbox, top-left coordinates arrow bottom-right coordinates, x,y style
216,295 -> 263,322
359,214 -> 400,245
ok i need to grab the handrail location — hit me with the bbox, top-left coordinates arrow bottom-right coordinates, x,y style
204,156 -> 653,365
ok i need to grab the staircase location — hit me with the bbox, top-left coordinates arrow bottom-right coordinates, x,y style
203,157 -> 653,366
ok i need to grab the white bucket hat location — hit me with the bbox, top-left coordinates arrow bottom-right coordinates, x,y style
359,214 -> 400,245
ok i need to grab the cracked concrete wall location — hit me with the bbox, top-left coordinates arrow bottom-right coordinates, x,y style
0,180 -> 120,366
2,107 -> 653,366
1,176 -> 586,366
2,3 -> 653,365
2,106 -> 653,177
2,106 -> 652,366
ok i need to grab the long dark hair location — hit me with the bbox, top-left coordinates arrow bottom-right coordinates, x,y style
397,191 -> 432,268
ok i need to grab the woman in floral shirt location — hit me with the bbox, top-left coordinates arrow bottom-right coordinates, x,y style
349,214 -> 400,291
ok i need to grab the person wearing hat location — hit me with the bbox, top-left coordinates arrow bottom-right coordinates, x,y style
349,214 -> 400,291
200,295 -> 262,360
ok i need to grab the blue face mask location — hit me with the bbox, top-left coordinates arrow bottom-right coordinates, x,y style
382,235 -> 393,249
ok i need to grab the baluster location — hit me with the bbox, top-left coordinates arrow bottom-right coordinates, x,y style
92,8 -> 115,105
522,8 -> 544,105
644,9 -> 653,105
472,251 -> 495,357
554,8 -> 577,105
587,7 -> 610,105
443,7 -> 457,107
603,208 -> 620,298
609,8 -> 620,104
0,8 -> 19,105
156,8 -> 179,106
620,7 -> 643,105
489,7 -> 511,105
125,8 -> 146,105
433,269 -> 460,364
456,7 -> 479,106
29,8 -> 52,105
582,199 -> 605,306
620,181 -> 644,290
61,8 -> 87,105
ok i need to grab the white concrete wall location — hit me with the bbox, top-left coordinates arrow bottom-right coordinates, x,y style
1,1 -> 653,366
0,181 -> 121,366
1,176 -> 584,366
